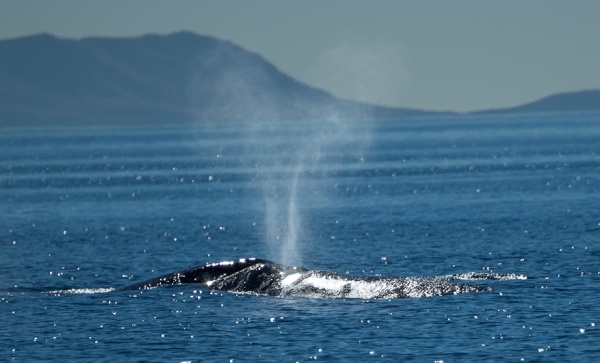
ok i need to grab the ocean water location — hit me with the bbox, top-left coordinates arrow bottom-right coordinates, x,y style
1,112 -> 599,362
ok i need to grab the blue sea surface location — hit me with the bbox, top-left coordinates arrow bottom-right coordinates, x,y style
1,112 -> 599,361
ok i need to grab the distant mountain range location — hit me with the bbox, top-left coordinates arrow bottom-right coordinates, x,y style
1,32 -> 599,127
475,89 -> 600,115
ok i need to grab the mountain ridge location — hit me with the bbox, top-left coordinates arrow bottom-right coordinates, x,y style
474,89 -> 600,115
1,32 -> 598,127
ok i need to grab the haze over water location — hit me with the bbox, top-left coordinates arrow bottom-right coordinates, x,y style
1,112 -> 599,361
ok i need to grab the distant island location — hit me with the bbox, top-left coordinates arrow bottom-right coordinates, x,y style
1,32 -> 599,127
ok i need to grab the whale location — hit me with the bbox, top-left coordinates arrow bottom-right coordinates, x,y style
117,258 -> 526,299
116,258 -> 288,291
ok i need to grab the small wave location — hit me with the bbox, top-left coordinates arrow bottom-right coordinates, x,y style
448,272 -> 528,281
277,271 -> 493,299
46,287 -> 115,295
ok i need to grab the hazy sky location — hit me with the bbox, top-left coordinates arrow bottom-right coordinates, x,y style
1,0 -> 599,112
